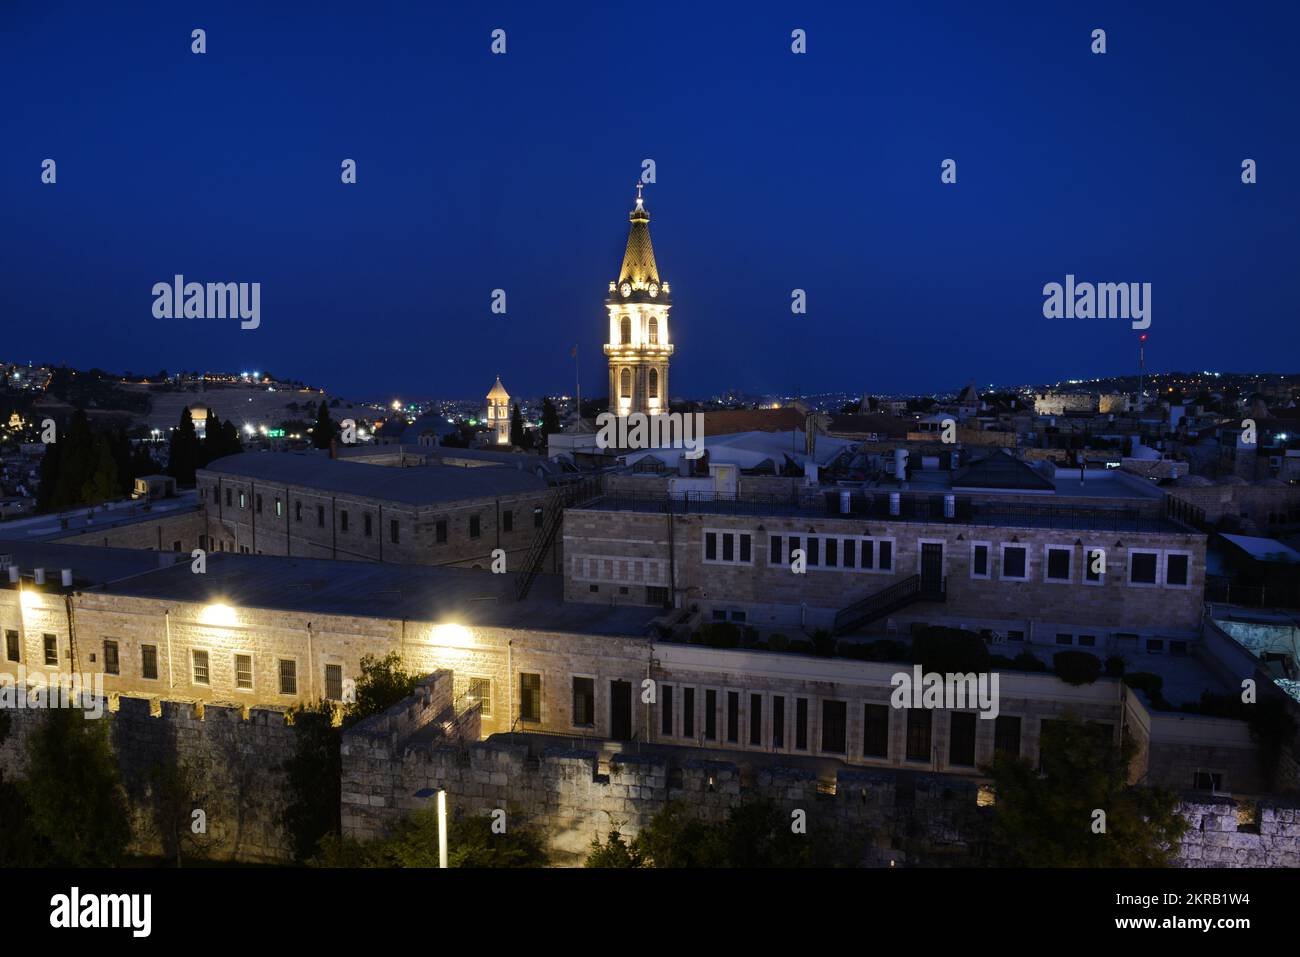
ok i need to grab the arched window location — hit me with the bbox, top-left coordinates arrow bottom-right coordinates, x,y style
620,316 -> 632,344
648,368 -> 659,399
620,367 -> 632,398
648,317 -> 658,345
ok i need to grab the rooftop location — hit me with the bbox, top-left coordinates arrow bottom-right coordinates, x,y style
0,492 -> 201,543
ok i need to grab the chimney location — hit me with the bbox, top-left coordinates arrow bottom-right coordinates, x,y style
61,568 -> 73,588
7,566 -> 18,584
33,567 -> 46,585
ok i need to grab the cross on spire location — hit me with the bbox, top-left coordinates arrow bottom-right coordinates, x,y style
635,182 -> 644,209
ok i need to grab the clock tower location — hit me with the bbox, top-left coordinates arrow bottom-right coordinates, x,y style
604,184 -> 673,417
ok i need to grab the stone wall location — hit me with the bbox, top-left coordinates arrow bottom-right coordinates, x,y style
53,508 -> 207,552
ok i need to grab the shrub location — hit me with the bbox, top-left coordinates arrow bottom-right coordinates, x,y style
839,639 -> 908,663
811,629 -> 837,657
1123,672 -> 1169,709
1011,651 -> 1048,672
911,627 -> 990,674
786,636 -> 816,655
767,633 -> 790,652
1053,651 -> 1102,685
1104,655 -> 1126,678
699,622 -> 741,648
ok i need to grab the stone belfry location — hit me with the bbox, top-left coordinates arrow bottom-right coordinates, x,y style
604,184 -> 673,416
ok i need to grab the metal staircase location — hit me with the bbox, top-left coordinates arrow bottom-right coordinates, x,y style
832,574 -> 947,636
514,477 -> 603,601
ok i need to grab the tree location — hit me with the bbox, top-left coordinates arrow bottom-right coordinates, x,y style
311,400 -> 337,449
585,829 -> 646,867
540,397 -> 560,439
282,699 -> 342,862
310,803 -> 548,868
22,707 -> 133,866
509,403 -> 525,448
983,714 -> 1187,866
342,652 -> 420,728
168,407 -> 200,485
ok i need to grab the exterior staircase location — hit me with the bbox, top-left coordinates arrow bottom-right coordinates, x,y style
832,574 -> 947,636
514,476 -> 603,601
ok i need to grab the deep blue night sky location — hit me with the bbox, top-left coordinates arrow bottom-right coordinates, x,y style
2,1 -> 1297,402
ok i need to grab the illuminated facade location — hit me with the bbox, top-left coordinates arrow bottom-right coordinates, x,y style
604,185 -> 673,416
486,376 -> 510,445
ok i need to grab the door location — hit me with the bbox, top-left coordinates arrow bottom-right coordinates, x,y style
921,542 -> 944,595
610,680 -> 633,741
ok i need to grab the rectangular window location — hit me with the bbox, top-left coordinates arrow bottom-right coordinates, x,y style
468,677 -> 492,717
662,684 -> 674,736
646,585 -> 669,605
390,519 -> 400,544
770,534 -> 782,564
236,654 -> 253,691
364,513 -> 373,537
1078,634 -> 1096,647
340,510 -> 349,532
533,506 -> 543,528
1055,633 -> 1073,645
844,539 -> 856,568
325,663 -> 343,701
722,534 -> 734,562
807,537 -> 820,567
572,676 -> 594,726
103,639 -> 120,676
906,709 -> 932,761
863,704 -> 889,758
705,689 -> 717,740
317,505 -> 325,527
520,673 -> 541,722
825,538 -> 838,567
772,695 -> 785,748
749,694 -> 762,745
795,697 -> 808,750
192,649 -> 210,685
43,634 -> 58,665
683,687 -> 695,738
994,715 -> 1021,757
295,501 -> 302,522
226,488 -> 232,507
503,510 -> 513,533
878,540 -> 892,571
739,534 -> 751,563
1045,546 -> 1071,582
726,691 -> 739,743
1085,547 -> 1104,583
1001,545 -> 1028,580
821,700 -> 847,753
1007,629 -> 1025,642
141,644 -> 158,680
1129,551 -> 1158,584
971,543 -> 990,578
949,712 -> 977,767
861,539 -> 874,569
1146,638 -> 1165,654
1166,553 -> 1190,587
788,536 -> 800,564
469,515 -> 480,538
435,519 -> 447,543
279,659 -> 297,695
705,532 -> 717,561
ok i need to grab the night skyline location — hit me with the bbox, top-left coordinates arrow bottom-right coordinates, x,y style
3,1 -> 1297,401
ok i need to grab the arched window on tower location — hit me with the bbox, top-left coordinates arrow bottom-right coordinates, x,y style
620,316 -> 632,345
649,368 -> 659,399
620,368 -> 632,399
648,317 -> 658,345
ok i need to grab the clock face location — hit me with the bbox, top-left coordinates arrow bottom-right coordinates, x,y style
648,282 -> 659,298
620,282 -> 631,297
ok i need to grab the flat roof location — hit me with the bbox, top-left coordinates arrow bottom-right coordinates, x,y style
202,451 -> 548,506
0,542 -> 181,588
83,551 -> 660,637
0,492 -> 201,542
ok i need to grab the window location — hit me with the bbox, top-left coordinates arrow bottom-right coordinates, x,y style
1007,629 -> 1025,642
173,540 -> 182,551
704,529 -> 754,565
705,532 -> 717,561
340,510 -> 349,532
949,712 -> 977,766
1166,553 -> 1190,587
325,664 -> 343,701
662,684 -> 674,736
317,505 -> 325,528
620,315 -> 631,345
1045,546 -> 1071,582
729,610 -> 746,623
520,673 -> 541,722
390,519 -> 400,544
1193,770 -> 1222,791
236,654 -> 253,691
503,510 -> 513,533
726,691 -> 739,743
971,542 -> 990,579
772,696 -> 785,748
192,650 -> 210,685
807,537 -> 820,566
994,715 -> 1021,757
141,644 -> 158,681
1146,638 -> 1165,654
844,539 -> 856,568
43,634 -> 58,665
279,659 -> 297,695
648,368 -> 659,399
704,689 -> 717,740
722,534 -> 734,562
683,687 -> 695,738
1078,634 -> 1096,647
468,677 -> 492,716
821,700 -> 847,753
364,513 -> 373,537
275,497 -> 283,517
1055,633 -> 1073,645
879,540 -> 893,571
226,488 -> 232,507
255,494 -> 263,514
572,677 -> 595,726
739,534 -> 751,563
435,519 -> 447,543
906,710 -> 932,761
295,501 -> 302,522
103,640 -> 119,675
646,585 -> 669,605
860,539 -> 872,569
825,538 -> 838,567
648,317 -> 658,345
1084,547 -> 1105,583
795,697 -> 808,750
533,506 -> 543,528
620,367 -> 632,398
863,704 -> 889,758
750,694 -> 763,745
469,515 -> 480,539
1001,545 -> 1028,580
1129,550 -> 1158,585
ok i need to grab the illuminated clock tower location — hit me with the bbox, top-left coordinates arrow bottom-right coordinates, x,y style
604,184 -> 672,416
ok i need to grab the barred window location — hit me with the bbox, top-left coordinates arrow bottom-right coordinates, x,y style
192,650 -> 210,685
141,644 -> 158,681
44,633 -> 58,666
279,659 -> 297,695
5,629 -> 18,662
468,677 -> 492,717
103,640 -> 119,676
520,673 -> 542,722
235,654 -> 253,690
324,663 -> 343,701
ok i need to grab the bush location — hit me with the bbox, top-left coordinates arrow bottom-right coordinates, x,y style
911,627 -> 990,673
699,622 -> 741,648
811,629 -> 836,657
767,633 -> 790,652
786,636 -> 816,655
1012,651 -> 1048,672
1053,651 -> 1102,685
1123,672 -> 1169,708
1104,655 -> 1126,678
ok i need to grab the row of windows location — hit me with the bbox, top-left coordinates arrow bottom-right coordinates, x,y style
970,542 -> 1191,588
617,366 -> 662,399
90,638 -> 345,699
704,529 -> 897,572
617,315 -> 660,346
